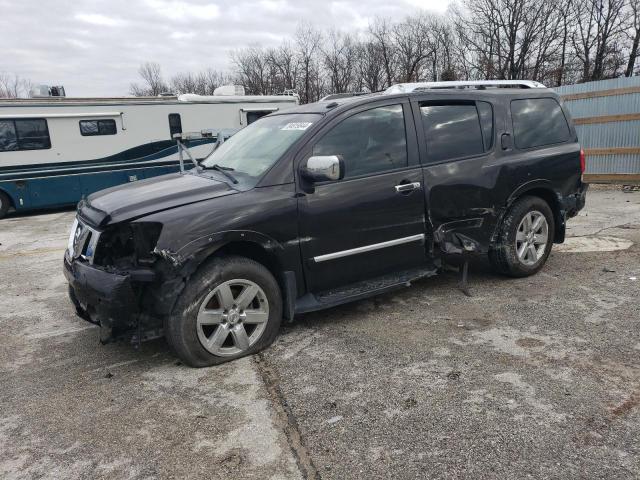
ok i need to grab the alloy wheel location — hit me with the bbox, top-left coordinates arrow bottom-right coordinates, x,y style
196,279 -> 269,356
515,210 -> 549,266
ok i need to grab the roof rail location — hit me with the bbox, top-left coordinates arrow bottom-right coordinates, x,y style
384,80 -> 546,94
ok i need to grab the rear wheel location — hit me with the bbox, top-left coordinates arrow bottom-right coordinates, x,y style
0,191 -> 10,219
489,196 -> 555,277
165,255 -> 282,367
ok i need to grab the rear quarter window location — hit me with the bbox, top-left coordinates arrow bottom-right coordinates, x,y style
511,98 -> 571,149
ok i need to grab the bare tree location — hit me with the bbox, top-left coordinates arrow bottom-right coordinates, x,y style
392,15 -> 436,82
0,73 -> 32,98
321,30 -> 357,93
355,40 -> 386,92
265,43 -> 299,92
626,0 -> 640,76
232,46 -> 272,95
295,23 -> 323,103
130,62 -> 168,96
369,19 -> 398,88
572,0 -> 628,81
129,4 -> 640,103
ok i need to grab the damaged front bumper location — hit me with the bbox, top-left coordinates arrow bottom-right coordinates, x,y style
63,256 -> 160,342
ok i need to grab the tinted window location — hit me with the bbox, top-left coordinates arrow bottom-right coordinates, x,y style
0,120 -> 18,151
79,119 -> 117,136
420,104 -> 484,162
511,98 -> 571,149
313,104 -> 408,179
0,119 -> 50,151
169,113 -> 182,138
247,111 -> 271,125
477,101 -> 494,150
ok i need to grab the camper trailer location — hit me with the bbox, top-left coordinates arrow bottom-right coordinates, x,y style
0,87 -> 298,218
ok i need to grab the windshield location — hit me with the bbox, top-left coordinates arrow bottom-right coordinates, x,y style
201,113 -> 320,183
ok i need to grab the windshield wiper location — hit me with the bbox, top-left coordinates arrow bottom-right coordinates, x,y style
204,164 -> 238,184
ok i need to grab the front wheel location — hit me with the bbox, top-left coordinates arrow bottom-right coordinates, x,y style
165,255 -> 282,367
489,196 -> 555,277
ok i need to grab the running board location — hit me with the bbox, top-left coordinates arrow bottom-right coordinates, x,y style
295,265 -> 438,314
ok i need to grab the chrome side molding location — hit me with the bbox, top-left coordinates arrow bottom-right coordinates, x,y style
313,234 -> 425,263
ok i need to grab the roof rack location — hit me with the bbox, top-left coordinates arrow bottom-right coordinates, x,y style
320,92 -> 369,102
384,80 -> 546,94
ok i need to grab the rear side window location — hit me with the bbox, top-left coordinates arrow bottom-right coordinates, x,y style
169,113 -> 182,138
0,118 -> 50,151
313,104 -> 408,179
511,98 -> 571,149
79,119 -> 117,136
420,103 -> 485,162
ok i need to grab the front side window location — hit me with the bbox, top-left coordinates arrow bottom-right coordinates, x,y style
511,98 -> 571,149
420,103 -> 485,163
201,113 -> 320,182
0,118 -> 50,151
79,119 -> 117,136
313,104 -> 408,179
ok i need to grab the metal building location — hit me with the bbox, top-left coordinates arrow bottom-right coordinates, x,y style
554,77 -> 640,184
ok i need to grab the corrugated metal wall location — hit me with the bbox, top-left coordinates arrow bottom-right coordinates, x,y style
554,77 -> 640,182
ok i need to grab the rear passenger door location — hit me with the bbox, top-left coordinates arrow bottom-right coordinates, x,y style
413,99 -> 501,250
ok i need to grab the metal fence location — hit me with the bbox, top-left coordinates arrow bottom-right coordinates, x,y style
554,76 -> 640,184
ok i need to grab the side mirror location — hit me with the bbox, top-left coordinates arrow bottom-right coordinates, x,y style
301,155 -> 344,182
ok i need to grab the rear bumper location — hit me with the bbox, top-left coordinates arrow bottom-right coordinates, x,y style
64,257 -> 148,341
564,183 -> 588,218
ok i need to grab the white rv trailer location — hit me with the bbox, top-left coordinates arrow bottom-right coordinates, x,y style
0,90 -> 298,217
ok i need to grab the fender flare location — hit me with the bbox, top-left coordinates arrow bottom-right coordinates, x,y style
493,180 -> 565,244
170,229 -> 286,272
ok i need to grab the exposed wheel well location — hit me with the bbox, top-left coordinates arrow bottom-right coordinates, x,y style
508,188 -> 564,243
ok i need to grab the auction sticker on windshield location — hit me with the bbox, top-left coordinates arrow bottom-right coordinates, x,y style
281,122 -> 313,130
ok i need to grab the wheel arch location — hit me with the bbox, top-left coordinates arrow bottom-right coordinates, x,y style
0,187 -> 16,208
502,182 -> 565,243
175,232 -> 297,321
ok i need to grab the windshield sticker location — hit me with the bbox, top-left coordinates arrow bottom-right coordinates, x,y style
281,122 -> 313,131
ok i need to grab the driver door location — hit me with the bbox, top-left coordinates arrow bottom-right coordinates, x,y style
297,101 -> 428,293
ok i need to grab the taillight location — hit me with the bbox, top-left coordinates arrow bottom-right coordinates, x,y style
579,148 -> 586,173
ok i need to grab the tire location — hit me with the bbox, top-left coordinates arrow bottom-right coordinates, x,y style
0,191 -> 10,219
489,196 -> 555,278
165,255 -> 282,367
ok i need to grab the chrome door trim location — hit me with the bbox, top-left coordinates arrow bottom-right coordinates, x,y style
313,234 -> 425,263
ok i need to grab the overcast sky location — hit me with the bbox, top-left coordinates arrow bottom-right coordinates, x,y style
1,0 -> 452,97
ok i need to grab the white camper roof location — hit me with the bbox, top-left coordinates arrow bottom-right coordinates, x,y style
0,94 -> 298,106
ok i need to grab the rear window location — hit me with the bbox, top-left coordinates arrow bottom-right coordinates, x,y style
420,103 -> 487,163
511,98 -> 571,149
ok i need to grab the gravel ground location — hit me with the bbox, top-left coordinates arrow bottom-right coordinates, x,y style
1,188 -> 639,479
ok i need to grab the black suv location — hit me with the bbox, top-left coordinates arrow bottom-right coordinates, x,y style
64,81 -> 587,367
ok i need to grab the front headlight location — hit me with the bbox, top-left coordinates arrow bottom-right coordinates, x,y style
66,218 -> 79,259
92,222 -> 162,268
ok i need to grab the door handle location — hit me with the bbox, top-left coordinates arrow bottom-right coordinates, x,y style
395,182 -> 421,193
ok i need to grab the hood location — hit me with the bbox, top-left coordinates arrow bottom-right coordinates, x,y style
79,172 -> 237,227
